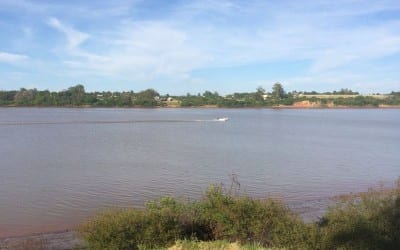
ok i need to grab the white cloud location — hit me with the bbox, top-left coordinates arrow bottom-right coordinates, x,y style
283,68 -> 400,93
58,21 -> 211,80
47,17 -> 90,50
0,52 -> 29,64
307,21 -> 400,72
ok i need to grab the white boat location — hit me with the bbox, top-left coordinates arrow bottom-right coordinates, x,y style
216,117 -> 229,122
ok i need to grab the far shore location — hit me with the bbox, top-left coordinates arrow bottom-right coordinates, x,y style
1,104 -> 400,109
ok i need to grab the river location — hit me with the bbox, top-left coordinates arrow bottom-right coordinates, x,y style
0,108 -> 399,237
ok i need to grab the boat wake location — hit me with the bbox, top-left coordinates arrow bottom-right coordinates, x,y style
0,118 -> 229,126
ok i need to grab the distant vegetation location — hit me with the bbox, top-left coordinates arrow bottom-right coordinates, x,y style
1,83 -> 399,107
79,182 -> 400,250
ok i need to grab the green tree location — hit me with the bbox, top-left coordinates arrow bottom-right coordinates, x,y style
256,86 -> 265,95
134,89 -> 160,106
272,82 -> 285,99
117,92 -> 133,106
14,88 -> 37,105
68,84 -> 85,105
34,90 -> 53,105
254,86 -> 266,102
0,90 -> 17,105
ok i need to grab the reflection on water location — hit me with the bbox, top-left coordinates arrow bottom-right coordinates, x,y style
0,108 -> 399,237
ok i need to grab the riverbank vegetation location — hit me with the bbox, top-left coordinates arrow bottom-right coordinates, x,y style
79,181 -> 400,250
1,83 -> 399,108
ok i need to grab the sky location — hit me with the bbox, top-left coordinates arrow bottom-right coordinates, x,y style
0,0 -> 400,94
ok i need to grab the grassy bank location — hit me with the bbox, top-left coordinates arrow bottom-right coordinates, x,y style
78,181 -> 400,250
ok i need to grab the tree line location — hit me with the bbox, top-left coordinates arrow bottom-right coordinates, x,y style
0,85 -> 160,107
0,83 -> 399,107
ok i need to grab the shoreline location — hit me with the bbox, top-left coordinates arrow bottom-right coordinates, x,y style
0,230 -> 82,250
1,105 -> 400,109
1,186 -> 396,249
1,185 -> 394,239
0,201 -> 322,240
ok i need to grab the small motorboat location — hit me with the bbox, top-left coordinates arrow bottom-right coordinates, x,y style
216,117 -> 229,122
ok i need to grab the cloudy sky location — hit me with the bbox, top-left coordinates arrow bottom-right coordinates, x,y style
0,0 -> 399,94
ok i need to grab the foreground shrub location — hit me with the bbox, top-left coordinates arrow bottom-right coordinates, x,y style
79,185 -> 307,249
317,182 -> 400,249
79,182 -> 400,249
197,185 -> 310,248
80,198 -> 193,249
80,209 -> 146,249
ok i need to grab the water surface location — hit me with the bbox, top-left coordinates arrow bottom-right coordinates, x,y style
0,108 -> 399,237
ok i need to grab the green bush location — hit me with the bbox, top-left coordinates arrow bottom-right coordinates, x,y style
80,209 -> 146,249
79,182 -> 400,249
79,185 -> 308,249
197,185 -> 309,248
80,198 -> 194,249
317,182 -> 400,249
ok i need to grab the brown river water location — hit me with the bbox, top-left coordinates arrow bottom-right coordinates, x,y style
0,108 -> 399,237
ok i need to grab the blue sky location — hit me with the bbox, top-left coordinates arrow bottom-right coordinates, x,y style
0,0 -> 399,94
